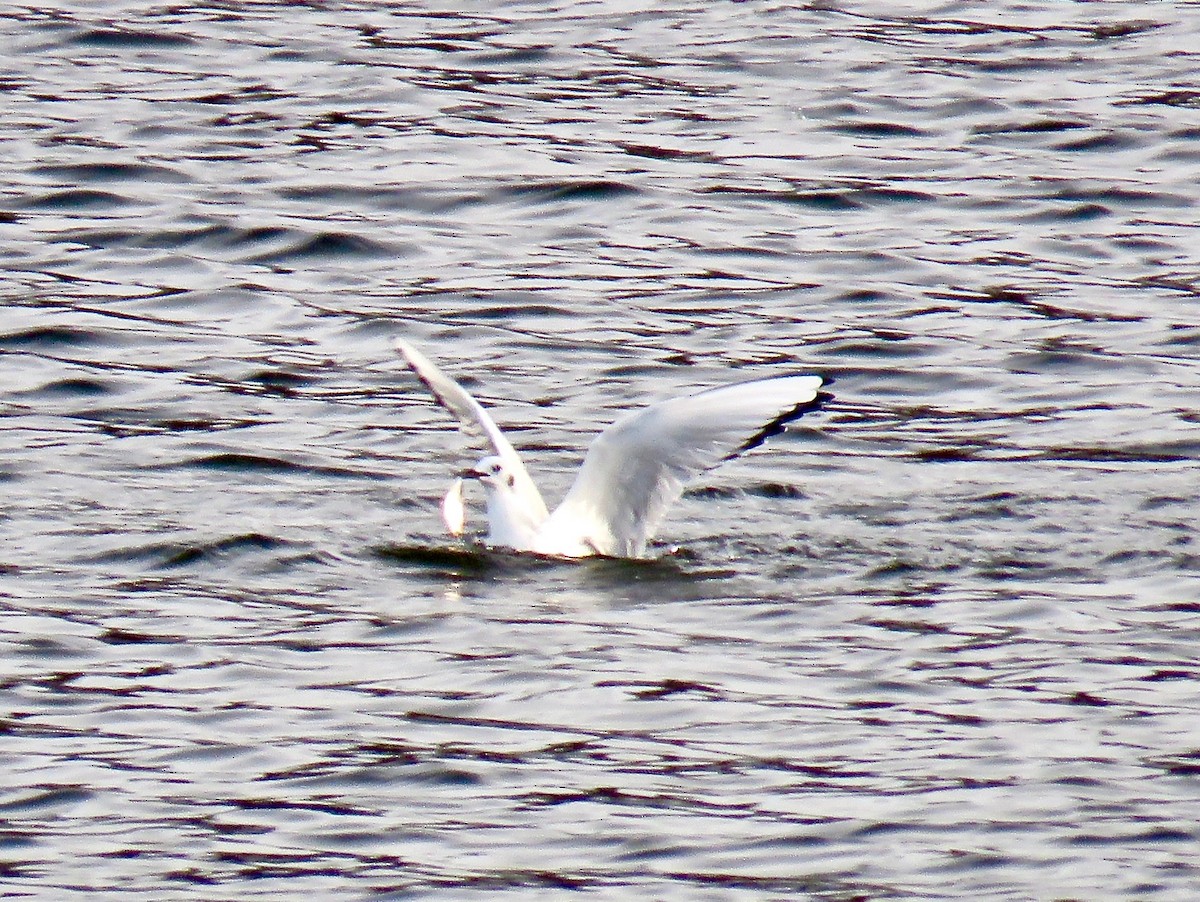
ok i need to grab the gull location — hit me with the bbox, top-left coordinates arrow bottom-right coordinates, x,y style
396,339 -> 826,559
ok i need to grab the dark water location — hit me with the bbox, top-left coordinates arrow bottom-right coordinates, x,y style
3,2 -> 1200,899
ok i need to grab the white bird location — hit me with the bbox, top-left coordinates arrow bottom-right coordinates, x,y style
396,339 -> 825,559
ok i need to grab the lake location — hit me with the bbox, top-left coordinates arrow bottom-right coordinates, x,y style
2,2 -> 1199,899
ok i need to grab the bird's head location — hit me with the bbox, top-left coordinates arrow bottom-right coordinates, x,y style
465,455 -> 517,492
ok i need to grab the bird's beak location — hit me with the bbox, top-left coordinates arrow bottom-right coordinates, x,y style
460,465 -> 485,480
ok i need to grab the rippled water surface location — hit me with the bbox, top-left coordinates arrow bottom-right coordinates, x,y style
3,1 -> 1200,899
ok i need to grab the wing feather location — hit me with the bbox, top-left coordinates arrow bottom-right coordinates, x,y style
545,374 -> 824,557
396,339 -> 548,521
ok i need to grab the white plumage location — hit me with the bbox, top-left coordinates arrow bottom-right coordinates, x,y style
397,339 -> 824,559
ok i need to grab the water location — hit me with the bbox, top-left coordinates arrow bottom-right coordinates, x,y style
2,1 -> 1199,898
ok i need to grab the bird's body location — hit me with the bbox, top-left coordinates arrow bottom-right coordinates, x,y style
396,339 -> 825,559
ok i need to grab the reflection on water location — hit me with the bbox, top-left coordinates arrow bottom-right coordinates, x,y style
2,1 -> 1199,899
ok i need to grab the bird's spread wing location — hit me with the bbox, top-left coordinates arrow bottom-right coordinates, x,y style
547,374 -> 825,557
396,339 -> 548,522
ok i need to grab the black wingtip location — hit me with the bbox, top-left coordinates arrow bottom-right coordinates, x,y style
727,385 -> 834,460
